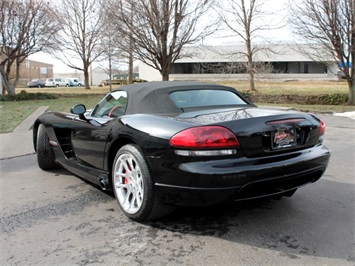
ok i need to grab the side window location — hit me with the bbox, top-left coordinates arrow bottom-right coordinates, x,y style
91,91 -> 128,118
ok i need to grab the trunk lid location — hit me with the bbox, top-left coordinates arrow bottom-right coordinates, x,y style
175,107 -> 322,158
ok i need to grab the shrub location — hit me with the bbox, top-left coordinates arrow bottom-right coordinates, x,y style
0,92 -> 58,101
317,93 -> 349,105
246,93 -> 348,105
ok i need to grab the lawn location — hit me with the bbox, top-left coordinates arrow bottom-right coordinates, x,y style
0,80 -> 354,133
18,79 -> 350,95
0,95 -> 103,133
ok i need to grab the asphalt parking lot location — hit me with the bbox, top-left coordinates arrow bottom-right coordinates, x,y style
0,112 -> 354,265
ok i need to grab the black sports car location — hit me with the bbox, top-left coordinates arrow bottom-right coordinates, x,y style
33,81 -> 331,221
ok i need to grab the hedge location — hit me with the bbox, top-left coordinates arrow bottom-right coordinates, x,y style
241,92 -> 348,105
0,91 -> 58,101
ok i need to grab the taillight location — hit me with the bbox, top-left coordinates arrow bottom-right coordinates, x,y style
170,126 -> 239,148
317,119 -> 326,144
319,120 -> 325,135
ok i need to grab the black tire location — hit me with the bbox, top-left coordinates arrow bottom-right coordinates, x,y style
36,124 -> 58,170
112,144 -> 174,221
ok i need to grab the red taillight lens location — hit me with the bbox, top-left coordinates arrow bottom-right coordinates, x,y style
170,126 -> 239,148
319,120 -> 326,135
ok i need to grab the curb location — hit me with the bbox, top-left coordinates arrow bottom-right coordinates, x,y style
0,106 -> 49,160
14,106 -> 49,132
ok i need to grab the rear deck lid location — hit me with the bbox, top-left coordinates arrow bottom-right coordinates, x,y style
175,107 -> 322,157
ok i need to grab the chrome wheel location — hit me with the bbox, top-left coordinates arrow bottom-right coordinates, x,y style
112,144 -> 174,221
113,153 -> 144,214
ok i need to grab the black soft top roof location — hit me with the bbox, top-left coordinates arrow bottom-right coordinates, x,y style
115,81 -> 249,114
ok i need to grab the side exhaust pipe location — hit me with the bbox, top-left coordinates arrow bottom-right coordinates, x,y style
99,175 -> 109,191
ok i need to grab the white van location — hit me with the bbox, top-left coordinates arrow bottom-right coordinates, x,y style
45,78 -> 68,87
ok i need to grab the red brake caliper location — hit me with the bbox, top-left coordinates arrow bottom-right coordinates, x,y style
123,165 -> 129,185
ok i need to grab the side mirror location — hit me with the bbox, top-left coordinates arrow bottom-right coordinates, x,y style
71,104 -> 87,120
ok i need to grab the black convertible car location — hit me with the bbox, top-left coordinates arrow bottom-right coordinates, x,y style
33,81 -> 330,221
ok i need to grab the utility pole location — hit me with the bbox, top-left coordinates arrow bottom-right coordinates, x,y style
108,24 -> 113,92
128,3 -> 134,84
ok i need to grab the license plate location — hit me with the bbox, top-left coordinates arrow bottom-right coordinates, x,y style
272,127 -> 297,149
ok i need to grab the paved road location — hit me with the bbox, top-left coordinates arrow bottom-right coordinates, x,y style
0,113 -> 354,265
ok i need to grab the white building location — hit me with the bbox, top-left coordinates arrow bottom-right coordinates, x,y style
90,66 -> 108,86
139,44 -> 339,81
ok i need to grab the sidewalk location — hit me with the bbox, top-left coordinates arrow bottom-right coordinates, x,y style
0,106 -> 48,159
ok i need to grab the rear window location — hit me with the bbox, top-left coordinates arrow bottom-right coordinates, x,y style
169,89 -> 247,109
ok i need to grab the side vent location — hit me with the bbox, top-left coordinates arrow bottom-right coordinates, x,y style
53,128 -> 75,158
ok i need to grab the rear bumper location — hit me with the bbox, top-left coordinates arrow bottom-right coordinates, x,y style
151,145 -> 330,206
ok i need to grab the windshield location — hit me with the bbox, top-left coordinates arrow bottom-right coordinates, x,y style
91,91 -> 128,118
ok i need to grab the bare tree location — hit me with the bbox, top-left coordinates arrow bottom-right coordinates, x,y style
53,0 -> 106,89
217,0 -> 283,91
0,0 -> 60,95
97,23 -> 126,91
99,1 -> 134,86
288,0 -> 355,105
107,0 -> 218,81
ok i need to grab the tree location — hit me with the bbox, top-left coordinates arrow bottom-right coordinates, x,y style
107,0 -> 218,81
53,0 -> 106,89
98,2 -> 133,87
217,0 -> 283,91
0,0 -> 60,95
288,0 -> 355,105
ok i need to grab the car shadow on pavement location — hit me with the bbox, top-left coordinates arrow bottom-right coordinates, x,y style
147,179 -> 354,262
48,166 -> 354,262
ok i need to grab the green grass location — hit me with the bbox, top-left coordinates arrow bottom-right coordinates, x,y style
0,95 -> 103,133
1,80 -> 354,133
19,80 -> 350,95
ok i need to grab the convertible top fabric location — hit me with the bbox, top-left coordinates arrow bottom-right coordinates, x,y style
117,81 -> 241,114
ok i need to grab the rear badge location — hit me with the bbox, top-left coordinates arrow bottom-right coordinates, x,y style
272,128 -> 296,149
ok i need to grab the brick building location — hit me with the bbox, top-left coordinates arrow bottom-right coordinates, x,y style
19,59 -> 54,84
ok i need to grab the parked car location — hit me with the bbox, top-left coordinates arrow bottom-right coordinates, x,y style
27,79 -> 45,88
33,81 -> 331,221
66,78 -> 83,87
45,78 -> 68,87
